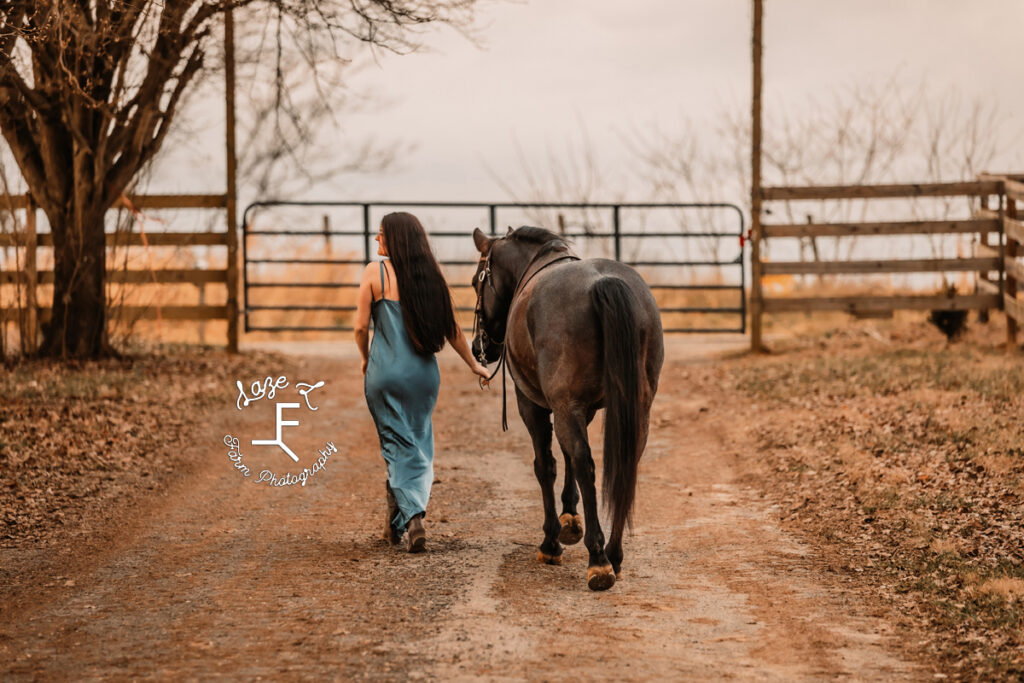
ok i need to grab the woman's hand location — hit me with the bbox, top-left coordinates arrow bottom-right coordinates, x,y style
361,357 -> 368,376
447,328 -> 491,386
472,361 -> 491,385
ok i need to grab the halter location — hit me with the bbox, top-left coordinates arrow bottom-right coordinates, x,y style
473,238 -> 580,431
472,246 -> 509,431
472,248 -> 504,369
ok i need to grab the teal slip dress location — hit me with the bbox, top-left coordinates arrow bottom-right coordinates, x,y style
364,259 -> 441,532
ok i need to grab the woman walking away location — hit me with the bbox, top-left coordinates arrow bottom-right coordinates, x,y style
354,212 -> 490,553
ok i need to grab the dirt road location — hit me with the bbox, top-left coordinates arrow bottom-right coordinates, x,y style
1,340 -> 921,680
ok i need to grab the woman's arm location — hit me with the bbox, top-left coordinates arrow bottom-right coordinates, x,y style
449,328 -> 491,383
353,263 -> 376,375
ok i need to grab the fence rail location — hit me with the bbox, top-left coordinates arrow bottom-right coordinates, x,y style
1,269 -> 228,285
753,174 -> 1024,351
0,305 -> 229,323
763,218 -> 999,238
0,193 -> 227,211
762,257 -> 999,276
761,180 -> 1001,201
762,294 -> 1001,314
0,231 -> 229,248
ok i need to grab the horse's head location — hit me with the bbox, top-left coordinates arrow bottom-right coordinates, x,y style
471,225 -> 571,365
470,227 -> 516,364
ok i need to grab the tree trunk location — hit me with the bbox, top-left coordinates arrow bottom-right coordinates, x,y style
38,205 -> 115,359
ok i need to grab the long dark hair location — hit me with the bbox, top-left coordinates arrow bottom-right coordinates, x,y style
381,212 -> 458,355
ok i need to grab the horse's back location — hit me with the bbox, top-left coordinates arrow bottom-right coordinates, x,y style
532,258 -> 662,335
522,257 -> 664,404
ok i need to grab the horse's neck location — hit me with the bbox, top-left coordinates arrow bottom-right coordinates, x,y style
521,245 -> 572,280
505,247 -> 538,292
503,242 -> 571,305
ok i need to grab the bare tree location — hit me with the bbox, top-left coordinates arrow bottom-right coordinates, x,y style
0,1 -> 478,359
214,15 -> 404,201
622,118 -> 739,264
485,124 -> 630,261
492,123 -> 739,265
632,77 -> 1011,270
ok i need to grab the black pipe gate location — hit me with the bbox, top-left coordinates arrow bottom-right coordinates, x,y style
241,201 -> 746,334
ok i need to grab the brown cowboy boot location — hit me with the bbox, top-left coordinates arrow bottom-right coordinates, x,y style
407,513 -> 426,553
383,482 -> 401,546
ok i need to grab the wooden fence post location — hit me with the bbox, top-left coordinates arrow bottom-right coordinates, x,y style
978,193 -> 991,322
750,0 -> 764,352
1007,190 -> 1019,351
22,195 -> 38,354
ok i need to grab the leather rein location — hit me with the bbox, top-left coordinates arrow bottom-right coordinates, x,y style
473,241 -> 580,431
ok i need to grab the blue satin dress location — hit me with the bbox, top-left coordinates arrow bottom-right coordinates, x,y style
364,260 -> 441,532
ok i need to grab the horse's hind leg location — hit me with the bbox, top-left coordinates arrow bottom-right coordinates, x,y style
557,444 -> 583,545
554,408 -> 614,590
556,406 -> 592,545
515,388 -> 562,565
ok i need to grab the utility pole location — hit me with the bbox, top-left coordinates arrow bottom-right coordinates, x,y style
225,2 -> 240,353
750,0 -> 764,352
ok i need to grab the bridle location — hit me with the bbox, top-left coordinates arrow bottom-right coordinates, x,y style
472,247 -> 504,372
472,246 -> 510,431
472,237 -> 580,431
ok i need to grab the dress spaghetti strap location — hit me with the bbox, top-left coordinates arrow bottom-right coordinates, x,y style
377,260 -> 385,301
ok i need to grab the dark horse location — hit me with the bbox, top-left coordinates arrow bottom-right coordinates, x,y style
471,226 -> 664,591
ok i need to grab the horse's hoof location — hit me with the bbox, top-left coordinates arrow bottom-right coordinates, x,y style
587,565 -> 616,591
536,549 -> 563,566
558,513 -> 584,545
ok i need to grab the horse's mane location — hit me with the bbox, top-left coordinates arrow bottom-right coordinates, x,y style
509,226 -> 571,252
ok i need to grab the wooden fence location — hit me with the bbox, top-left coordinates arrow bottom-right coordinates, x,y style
751,175 -> 1024,351
0,193 -> 238,353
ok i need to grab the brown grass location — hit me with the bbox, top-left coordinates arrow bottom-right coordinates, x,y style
728,315 -> 1024,678
976,578 -> 1024,602
0,347 -> 287,546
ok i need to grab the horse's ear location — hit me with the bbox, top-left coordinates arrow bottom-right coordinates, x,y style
505,226 -> 514,237
472,227 -> 490,254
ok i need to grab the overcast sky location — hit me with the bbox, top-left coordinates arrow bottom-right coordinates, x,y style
158,0 -> 1024,205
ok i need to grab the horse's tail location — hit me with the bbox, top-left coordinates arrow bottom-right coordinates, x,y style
591,277 -> 643,539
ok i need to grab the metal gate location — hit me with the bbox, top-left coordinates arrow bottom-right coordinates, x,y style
241,201 -> 746,334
